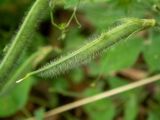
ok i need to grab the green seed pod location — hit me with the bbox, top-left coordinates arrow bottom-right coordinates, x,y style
17,18 -> 156,83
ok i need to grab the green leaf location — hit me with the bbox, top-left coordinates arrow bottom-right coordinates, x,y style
0,77 -> 33,117
124,94 -> 139,120
148,111 -> 160,120
52,77 -> 69,91
89,36 -> 143,76
107,77 -> 141,120
153,82 -> 160,102
101,36 -> 143,73
143,32 -> 160,72
70,68 -> 84,84
81,3 -> 121,31
83,87 -> 116,120
147,102 -> 160,120
64,28 -> 85,50
64,0 -> 78,8
107,76 -> 145,99
34,107 -> 45,120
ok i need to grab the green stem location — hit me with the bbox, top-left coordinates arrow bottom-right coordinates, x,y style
0,46 -> 53,96
0,0 -> 49,89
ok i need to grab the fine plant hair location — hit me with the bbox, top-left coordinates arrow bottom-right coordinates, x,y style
17,18 -> 156,83
0,0 -> 49,90
0,47 -> 53,96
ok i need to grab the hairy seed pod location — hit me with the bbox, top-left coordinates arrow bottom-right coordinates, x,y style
16,18 -> 156,83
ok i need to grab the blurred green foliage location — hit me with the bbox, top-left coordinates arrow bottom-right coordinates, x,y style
0,0 -> 160,119
0,78 -> 33,117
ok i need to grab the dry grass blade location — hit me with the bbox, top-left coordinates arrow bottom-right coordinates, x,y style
27,74 -> 160,120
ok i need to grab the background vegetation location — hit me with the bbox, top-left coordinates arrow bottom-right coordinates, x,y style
0,0 -> 160,120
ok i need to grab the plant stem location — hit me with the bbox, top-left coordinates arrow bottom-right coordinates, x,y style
0,0 -> 49,90
0,46 -> 53,96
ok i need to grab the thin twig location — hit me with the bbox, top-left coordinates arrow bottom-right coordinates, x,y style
27,74 -> 160,120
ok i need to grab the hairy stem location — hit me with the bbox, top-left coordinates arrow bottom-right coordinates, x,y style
0,46 -> 53,96
0,0 -> 49,89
